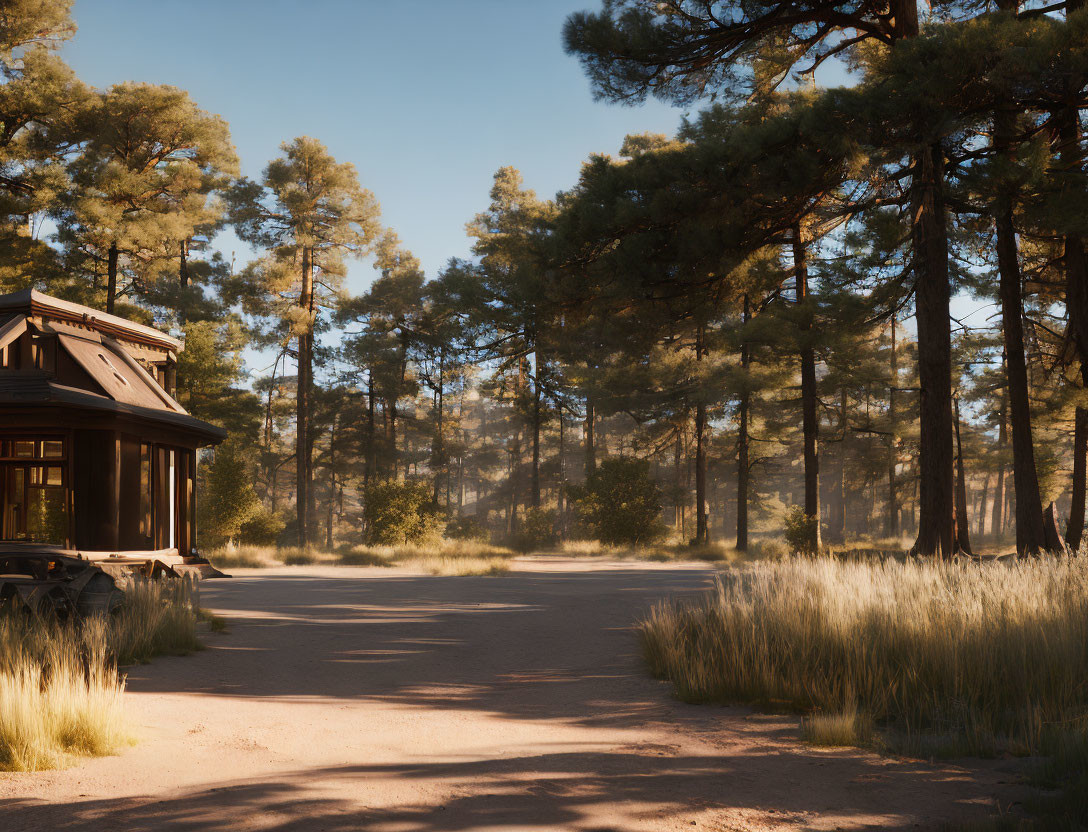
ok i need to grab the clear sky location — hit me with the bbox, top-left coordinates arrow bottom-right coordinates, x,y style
62,0 -> 688,297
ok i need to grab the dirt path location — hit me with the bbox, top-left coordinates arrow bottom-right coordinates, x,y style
1,558 -> 1017,831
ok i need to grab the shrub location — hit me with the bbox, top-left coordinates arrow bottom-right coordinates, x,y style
238,506 -> 286,547
206,545 -> 277,568
783,506 -> 819,555
363,480 -> 445,545
445,515 -> 491,542
569,458 -> 665,546
198,440 -> 260,548
509,507 -> 557,552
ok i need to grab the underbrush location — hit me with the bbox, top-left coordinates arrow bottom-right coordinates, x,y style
560,537 -> 788,563
340,541 -> 512,575
640,555 -> 1088,825
0,579 -> 203,772
641,556 -> 1088,754
208,541 -> 513,576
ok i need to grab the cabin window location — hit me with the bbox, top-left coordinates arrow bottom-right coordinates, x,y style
0,436 -> 68,545
139,443 -> 152,538
30,334 -> 56,374
0,339 -> 17,368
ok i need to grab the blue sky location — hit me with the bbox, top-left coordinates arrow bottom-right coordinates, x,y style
63,0 -> 687,296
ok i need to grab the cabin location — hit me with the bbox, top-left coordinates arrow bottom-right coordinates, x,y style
0,289 -> 225,562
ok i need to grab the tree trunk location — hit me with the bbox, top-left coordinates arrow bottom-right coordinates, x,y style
1069,407 -> 1087,552
263,357 -> 278,507
325,411 -> 337,550
794,225 -> 821,550
106,242 -> 119,315
434,350 -> 445,502
387,398 -> 397,481
909,141 -> 956,558
557,410 -> 566,534
992,389 -> 1008,539
508,437 -> 519,533
829,390 -> 847,544
674,429 -> 683,532
1043,502 -> 1069,555
1055,28 -> 1088,551
584,399 -> 596,478
892,0 -> 953,559
736,296 -> 751,552
992,101 -> 1050,556
180,238 -> 190,287
296,245 -> 314,548
531,352 -> 542,508
886,320 -> 900,538
695,322 -> 708,544
977,473 -> 990,538
953,397 -> 973,554
365,371 -> 376,485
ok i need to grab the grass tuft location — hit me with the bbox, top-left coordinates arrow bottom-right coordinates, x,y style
800,707 -> 874,747
0,577 -> 204,771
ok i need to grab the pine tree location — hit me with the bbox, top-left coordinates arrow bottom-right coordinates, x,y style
59,83 -> 237,315
227,137 -> 383,546
564,0 -> 962,555
467,167 -> 558,513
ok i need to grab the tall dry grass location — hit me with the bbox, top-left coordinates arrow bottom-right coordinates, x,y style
209,541 -> 513,575
340,540 -> 512,575
640,555 -> 1088,755
0,578 -> 203,771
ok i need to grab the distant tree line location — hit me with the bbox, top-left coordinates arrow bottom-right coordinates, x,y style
5,1 -> 1088,556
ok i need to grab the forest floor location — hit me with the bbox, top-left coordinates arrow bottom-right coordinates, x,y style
0,557 -> 1022,831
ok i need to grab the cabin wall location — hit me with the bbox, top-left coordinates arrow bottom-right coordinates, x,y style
73,429 -> 119,551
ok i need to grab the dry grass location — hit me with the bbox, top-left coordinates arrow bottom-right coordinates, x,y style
800,707 -> 875,747
339,541 -> 513,576
640,555 -> 1088,756
208,541 -> 514,576
557,537 -> 789,563
208,545 -> 338,569
560,539 -> 620,556
0,578 -> 204,771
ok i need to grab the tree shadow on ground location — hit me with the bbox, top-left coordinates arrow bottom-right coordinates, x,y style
0,746 -> 1000,832
128,567 -> 720,732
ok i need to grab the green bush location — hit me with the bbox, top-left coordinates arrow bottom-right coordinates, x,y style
445,516 -> 491,542
363,480 -> 445,545
509,507 -> 557,552
568,458 -> 665,546
198,440 -> 260,548
238,506 -> 286,546
784,506 -> 819,555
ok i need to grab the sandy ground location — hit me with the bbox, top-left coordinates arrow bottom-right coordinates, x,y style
0,557 -> 1022,831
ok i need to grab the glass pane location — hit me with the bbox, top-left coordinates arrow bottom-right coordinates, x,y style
3,467 -> 26,539
140,444 -> 152,537
41,440 -> 64,459
46,467 -> 63,487
29,467 -> 42,486
26,487 -> 67,545
13,441 -> 33,459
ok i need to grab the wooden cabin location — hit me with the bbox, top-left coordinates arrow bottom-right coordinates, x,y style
0,289 -> 225,559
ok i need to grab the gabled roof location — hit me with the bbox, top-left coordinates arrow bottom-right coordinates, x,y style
0,289 -> 225,445
0,372 -> 226,443
0,289 -> 181,352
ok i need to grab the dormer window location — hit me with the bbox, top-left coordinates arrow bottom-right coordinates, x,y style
30,334 -> 56,374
